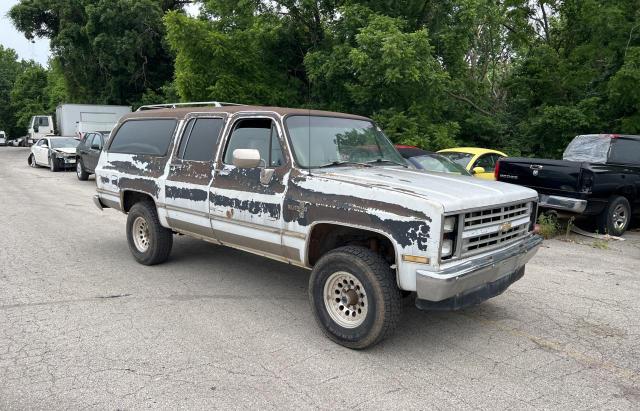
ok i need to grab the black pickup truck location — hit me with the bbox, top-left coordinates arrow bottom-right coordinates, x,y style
496,134 -> 640,236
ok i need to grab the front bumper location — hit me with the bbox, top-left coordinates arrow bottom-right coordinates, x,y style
415,234 -> 542,308
539,194 -> 587,213
93,194 -> 104,211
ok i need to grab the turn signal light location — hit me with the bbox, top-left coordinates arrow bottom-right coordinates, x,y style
402,255 -> 430,264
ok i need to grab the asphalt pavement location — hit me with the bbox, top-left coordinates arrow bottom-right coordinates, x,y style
1,147 -> 639,409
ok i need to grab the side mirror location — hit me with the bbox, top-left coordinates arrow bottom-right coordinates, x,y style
41,143 -> 48,148
91,143 -> 101,150
232,149 -> 262,168
33,125 -> 39,132
472,166 -> 486,175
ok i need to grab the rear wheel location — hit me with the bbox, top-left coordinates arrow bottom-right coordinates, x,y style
126,201 -> 173,265
76,159 -> 89,180
309,246 -> 402,349
597,196 -> 631,236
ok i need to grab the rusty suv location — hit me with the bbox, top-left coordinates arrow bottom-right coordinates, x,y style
93,103 -> 542,349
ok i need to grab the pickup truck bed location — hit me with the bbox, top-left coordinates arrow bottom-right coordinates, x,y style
496,134 -> 640,235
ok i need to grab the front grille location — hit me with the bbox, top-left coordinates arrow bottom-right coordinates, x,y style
460,202 -> 531,257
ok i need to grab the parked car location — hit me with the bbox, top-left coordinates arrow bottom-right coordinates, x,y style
496,134 -> 640,236
438,147 -> 507,180
76,131 -> 109,180
28,137 -> 80,172
11,137 -> 25,147
93,103 -> 542,349
396,145 -> 472,176
0,131 -> 6,146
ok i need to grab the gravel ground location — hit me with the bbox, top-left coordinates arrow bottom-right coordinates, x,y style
1,146 -> 639,409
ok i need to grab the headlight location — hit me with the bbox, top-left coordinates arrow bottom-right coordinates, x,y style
443,216 -> 456,233
441,215 -> 458,260
441,239 -> 453,257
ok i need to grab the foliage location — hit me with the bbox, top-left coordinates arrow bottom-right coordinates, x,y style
4,0 -> 640,154
10,63 -> 49,132
9,0 -> 179,106
537,213 -> 560,239
0,46 -> 26,137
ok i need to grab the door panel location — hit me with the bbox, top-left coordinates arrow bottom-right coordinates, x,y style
209,116 -> 292,260
164,116 -> 225,238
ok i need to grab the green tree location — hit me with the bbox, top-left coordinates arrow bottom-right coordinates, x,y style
0,46 -> 25,137
10,64 -> 49,132
10,0 -> 181,106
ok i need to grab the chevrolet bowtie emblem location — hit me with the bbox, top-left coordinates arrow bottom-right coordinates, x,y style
500,222 -> 512,232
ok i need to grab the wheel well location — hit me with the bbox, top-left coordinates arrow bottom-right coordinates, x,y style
307,223 -> 396,267
122,191 -> 154,212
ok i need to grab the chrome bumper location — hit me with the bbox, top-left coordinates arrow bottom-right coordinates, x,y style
539,194 -> 587,213
416,234 -> 542,302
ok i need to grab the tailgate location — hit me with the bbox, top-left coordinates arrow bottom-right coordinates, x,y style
497,157 -> 583,194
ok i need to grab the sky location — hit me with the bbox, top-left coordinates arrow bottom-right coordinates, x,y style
1,0 -> 51,66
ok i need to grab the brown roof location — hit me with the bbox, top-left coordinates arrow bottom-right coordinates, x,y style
121,105 -> 371,122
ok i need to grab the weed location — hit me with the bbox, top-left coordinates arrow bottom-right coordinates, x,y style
537,213 -> 560,239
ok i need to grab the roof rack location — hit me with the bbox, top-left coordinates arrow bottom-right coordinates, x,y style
136,101 -> 244,111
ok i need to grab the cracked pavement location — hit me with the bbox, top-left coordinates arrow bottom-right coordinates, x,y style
1,147 -> 639,409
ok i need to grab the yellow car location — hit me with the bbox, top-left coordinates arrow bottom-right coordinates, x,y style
437,147 -> 507,180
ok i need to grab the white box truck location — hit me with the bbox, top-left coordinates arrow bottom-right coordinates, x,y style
27,115 -> 55,145
55,104 -> 131,138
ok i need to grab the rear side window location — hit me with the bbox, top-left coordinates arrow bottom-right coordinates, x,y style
609,138 -> 640,165
109,119 -> 177,156
177,118 -> 224,161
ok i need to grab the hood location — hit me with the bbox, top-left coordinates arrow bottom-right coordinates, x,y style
53,147 -> 77,154
318,166 -> 538,212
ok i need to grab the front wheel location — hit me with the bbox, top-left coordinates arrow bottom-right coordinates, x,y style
49,157 -> 59,172
28,154 -> 36,168
597,196 -> 631,236
126,201 -> 173,265
76,159 -> 89,180
309,246 -> 402,349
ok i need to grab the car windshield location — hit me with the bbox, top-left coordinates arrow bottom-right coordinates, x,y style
285,116 -> 406,168
50,138 -> 80,148
439,151 -> 474,168
411,154 -> 471,175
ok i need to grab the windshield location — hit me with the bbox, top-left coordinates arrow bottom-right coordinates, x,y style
285,116 -> 405,168
411,154 -> 471,175
439,151 -> 474,168
50,138 -> 80,149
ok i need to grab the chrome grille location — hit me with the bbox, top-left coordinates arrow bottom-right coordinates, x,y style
460,202 -> 532,257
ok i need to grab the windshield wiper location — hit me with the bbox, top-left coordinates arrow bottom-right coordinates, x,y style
316,161 -> 372,169
366,158 -> 408,168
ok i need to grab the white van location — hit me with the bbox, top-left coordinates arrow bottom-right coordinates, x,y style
0,131 -> 6,146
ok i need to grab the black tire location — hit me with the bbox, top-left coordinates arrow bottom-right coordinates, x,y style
126,201 -> 173,265
597,196 -> 631,236
76,159 -> 89,181
28,154 -> 36,168
309,246 -> 402,349
49,156 -> 59,172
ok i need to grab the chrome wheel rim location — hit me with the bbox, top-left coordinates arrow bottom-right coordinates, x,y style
76,162 -> 82,176
323,271 -> 368,328
612,204 -> 628,232
132,216 -> 150,252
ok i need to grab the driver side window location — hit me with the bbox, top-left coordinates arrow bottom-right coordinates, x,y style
475,154 -> 497,172
223,119 -> 284,167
